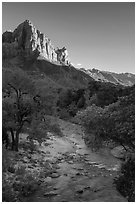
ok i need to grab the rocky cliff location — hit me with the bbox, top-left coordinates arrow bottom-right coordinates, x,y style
2,20 -> 69,65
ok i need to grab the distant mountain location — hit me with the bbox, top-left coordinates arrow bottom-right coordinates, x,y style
80,68 -> 135,86
2,20 -> 134,88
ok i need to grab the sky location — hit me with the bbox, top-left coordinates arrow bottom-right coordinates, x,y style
2,2 -> 135,73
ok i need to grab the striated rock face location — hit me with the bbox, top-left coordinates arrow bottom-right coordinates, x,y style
2,20 -> 69,65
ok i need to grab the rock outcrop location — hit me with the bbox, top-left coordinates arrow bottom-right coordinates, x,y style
55,47 -> 69,65
2,20 -> 69,65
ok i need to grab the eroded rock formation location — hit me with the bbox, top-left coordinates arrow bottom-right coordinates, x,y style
2,20 -> 69,65
55,47 -> 69,65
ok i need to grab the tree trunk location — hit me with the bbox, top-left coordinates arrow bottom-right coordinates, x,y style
10,128 -> 15,150
15,131 -> 20,151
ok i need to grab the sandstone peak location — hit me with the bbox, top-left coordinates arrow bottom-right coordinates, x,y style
24,19 -> 31,23
2,20 -> 70,65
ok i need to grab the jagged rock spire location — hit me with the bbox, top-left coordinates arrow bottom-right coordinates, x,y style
2,20 -> 70,65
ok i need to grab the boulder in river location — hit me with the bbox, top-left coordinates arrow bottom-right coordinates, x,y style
111,146 -> 127,159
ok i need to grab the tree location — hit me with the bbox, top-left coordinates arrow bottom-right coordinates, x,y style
75,86 -> 135,152
3,68 -> 63,151
75,105 -> 105,149
3,68 -> 36,151
104,93 -> 135,151
75,85 -> 135,201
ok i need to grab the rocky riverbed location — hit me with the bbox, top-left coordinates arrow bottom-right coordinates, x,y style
19,119 -> 126,202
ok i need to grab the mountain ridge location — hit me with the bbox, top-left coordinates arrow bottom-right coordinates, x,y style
80,68 -> 135,86
2,20 -> 135,87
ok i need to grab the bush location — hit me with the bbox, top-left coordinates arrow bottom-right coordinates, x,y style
58,108 -> 70,120
74,105 -> 105,150
2,146 -> 11,172
15,165 -> 26,175
3,169 -> 39,201
48,123 -> 63,137
114,157 -> 135,202
75,88 -> 135,152
14,173 -> 39,197
2,178 -> 18,202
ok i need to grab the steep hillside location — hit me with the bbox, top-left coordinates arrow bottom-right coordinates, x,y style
3,57 -> 93,89
80,68 -> 135,86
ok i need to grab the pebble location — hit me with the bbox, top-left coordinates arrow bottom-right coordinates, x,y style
88,161 -> 97,165
44,177 -> 52,182
76,172 -> 81,176
22,159 -> 28,163
28,165 -> 34,169
18,152 -> 24,156
76,189 -> 84,194
84,186 -> 91,190
8,166 -> 15,173
53,187 -> 58,190
67,161 -> 74,164
32,163 -> 38,167
60,159 -> 65,163
84,158 -> 90,161
83,153 -> 89,155
50,173 -> 60,178
76,186 -> 84,194
70,153 -> 76,156
55,165 -> 60,169
77,167 -> 84,170
37,179 -> 44,185
41,150 -> 46,154
44,191 -> 58,197
57,158 -> 63,161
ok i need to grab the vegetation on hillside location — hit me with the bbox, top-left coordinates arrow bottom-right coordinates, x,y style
2,63 -> 135,201
2,67 -> 63,201
74,85 -> 135,201
56,80 -> 134,119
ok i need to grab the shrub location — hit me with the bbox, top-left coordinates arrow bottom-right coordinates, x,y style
76,89 -> 135,201
14,173 -> 39,197
75,89 -> 135,152
2,146 -> 11,172
2,159 -> 40,202
15,165 -> 26,175
48,123 -> 63,137
58,108 -> 70,120
2,178 -> 18,202
74,105 -> 105,150
114,157 -> 135,202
